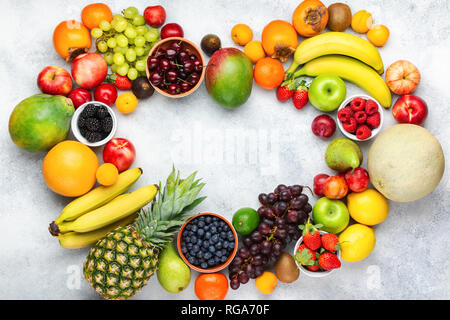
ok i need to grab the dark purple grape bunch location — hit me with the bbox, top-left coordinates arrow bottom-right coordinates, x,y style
228,184 -> 313,290
147,40 -> 203,95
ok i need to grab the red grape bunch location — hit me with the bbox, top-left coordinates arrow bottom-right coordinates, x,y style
228,184 -> 313,290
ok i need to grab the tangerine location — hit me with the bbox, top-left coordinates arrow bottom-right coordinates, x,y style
195,273 -> 228,300
81,3 -> 113,30
254,57 -> 285,89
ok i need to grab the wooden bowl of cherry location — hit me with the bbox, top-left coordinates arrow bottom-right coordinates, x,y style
146,37 -> 206,98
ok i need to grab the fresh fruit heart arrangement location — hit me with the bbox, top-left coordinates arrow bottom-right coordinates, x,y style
6,0 -> 446,301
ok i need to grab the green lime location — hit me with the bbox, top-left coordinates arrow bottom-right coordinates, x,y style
232,208 -> 260,235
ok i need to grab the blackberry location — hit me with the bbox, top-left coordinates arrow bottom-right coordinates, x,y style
78,116 -> 86,128
79,127 -> 89,138
101,117 -> 113,133
82,104 -> 98,118
97,106 -> 109,119
86,131 -> 103,143
86,118 -> 101,132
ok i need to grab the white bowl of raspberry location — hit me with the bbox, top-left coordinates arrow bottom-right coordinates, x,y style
71,101 -> 117,148
336,94 -> 384,142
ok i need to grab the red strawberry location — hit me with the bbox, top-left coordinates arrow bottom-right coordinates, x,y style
107,73 -> 132,90
321,233 -> 340,252
299,219 -> 322,250
292,80 -> 309,110
337,106 -> 353,122
342,117 -> 357,133
318,252 -> 341,270
367,112 -> 381,129
295,244 -> 317,268
356,124 -> 372,140
354,111 -> 367,124
306,264 -> 320,272
276,79 -> 297,102
350,97 -> 366,111
365,99 -> 379,115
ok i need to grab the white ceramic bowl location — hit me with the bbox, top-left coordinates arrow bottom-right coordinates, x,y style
71,101 -> 117,148
293,230 -> 341,278
336,94 -> 384,142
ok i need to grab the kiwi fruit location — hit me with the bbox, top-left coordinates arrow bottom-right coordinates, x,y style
274,252 -> 300,283
327,3 -> 352,32
201,34 -> 221,56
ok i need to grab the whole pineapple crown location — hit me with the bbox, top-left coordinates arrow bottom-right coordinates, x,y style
134,167 -> 206,250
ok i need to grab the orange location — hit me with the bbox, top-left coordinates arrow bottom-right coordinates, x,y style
81,3 -> 113,30
244,40 -> 266,64
351,10 -> 373,34
231,24 -> 253,46
116,93 -> 138,114
195,273 -> 228,300
42,141 -> 99,197
367,25 -> 390,47
53,20 -> 92,60
255,271 -> 277,294
96,163 -> 119,186
254,57 -> 285,89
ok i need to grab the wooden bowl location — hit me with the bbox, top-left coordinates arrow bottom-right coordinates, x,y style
177,212 -> 238,273
146,37 -> 205,98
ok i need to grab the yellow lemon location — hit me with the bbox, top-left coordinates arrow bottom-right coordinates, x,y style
255,272 -> 277,294
339,224 -> 376,262
244,40 -> 266,64
231,24 -> 253,46
347,189 -> 389,226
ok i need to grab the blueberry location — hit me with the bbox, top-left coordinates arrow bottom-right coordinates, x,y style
197,229 -> 205,237
220,232 -> 227,239
215,250 -> 223,257
191,225 -> 198,233
204,252 -> 212,260
205,232 -> 211,240
198,220 -> 205,228
193,245 -> 200,253
187,243 -> 193,249
212,217 -> 219,222
198,216 -> 205,221
205,216 -> 212,224
190,236 -> 197,243
181,245 -> 188,254
219,221 -> 226,227
209,245 -> 216,253
197,239 -> 203,246
211,234 -> 219,243
188,256 -> 195,264
223,241 -> 229,249
215,242 -> 223,250
196,251 -> 204,259
202,241 -> 209,249
208,258 -> 215,266
193,258 -> 199,266
186,224 -> 192,231
187,231 -> 193,237
184,236 -> 191,243
201,262 -> 208,269
220,255 -> 228,263
214,256 -> 220,263
204,225 -> 210,231
228,242 -> 235,250
210,226 -> 217,234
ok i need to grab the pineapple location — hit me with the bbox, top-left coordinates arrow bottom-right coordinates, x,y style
83,168 -> 206,300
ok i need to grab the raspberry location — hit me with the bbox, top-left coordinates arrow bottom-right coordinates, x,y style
367,112 -> 381,129
354,111 -> 367,124
337,106 -> 354,122
342,117 -> 357,133
365,99 -> 379,115
350,97 -> 366,112
356,125 -> 372,140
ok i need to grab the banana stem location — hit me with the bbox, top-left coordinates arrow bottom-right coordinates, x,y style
284,61 -> 301,80
292,68 -> 306,79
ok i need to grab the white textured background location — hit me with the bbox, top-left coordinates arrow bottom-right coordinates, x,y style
1,0 -> 449,300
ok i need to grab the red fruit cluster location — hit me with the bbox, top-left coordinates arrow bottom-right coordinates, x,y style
338,97 -> 381,140
295,221 -> 341,272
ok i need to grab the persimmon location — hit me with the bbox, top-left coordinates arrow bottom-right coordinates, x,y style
292,0 -> 329,37
81,3 -> 113,30
53,20 -> 92,61
261,20 -> 298,62
254,57 -> 285,90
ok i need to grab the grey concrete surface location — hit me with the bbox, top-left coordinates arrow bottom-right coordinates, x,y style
0,0 -> 449,300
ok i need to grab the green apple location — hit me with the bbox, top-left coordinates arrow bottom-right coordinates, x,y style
312,197 -> 349,234
308,74 -> 346,112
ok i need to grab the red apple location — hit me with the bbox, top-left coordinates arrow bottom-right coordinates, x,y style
144,5 -> 166,28
161,23 -> 184,39
103,138 -> 136,172
392,95 -> 428,125
71,53 -> 107,90
68,88 -> 92,109
37,66 -> 73,95
313,173 -> 330,197
94,83 -> 117,106
323,176 -> 348,200
311,114 -> 336,138
344,167 -> 370,193
385,60 -> 421,95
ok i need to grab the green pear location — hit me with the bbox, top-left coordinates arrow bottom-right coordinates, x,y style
157,242 -> 191,293
325,138 -> 363,172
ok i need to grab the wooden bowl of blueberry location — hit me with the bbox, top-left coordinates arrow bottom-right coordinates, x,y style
177,212 -> 238,273
71,101 -> 117,147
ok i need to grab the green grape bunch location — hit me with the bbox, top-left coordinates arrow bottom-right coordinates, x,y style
91,6 -> 161,81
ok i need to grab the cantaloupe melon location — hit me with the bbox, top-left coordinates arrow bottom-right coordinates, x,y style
368,124 -> 445,202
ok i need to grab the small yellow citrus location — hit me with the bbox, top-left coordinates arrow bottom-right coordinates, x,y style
255,271 -> 277,294
244,40 -> 266,64
231,24 -> 253,46
367,24 -> 390,47
96,163 -> 119,186
339,224 -> 376,262
116,92 -> 138,114
347,188 -> 389,226
351,10 -> 373,34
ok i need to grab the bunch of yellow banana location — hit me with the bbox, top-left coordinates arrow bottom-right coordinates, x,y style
49,168 -> 158,249
285,32 -> 391,108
